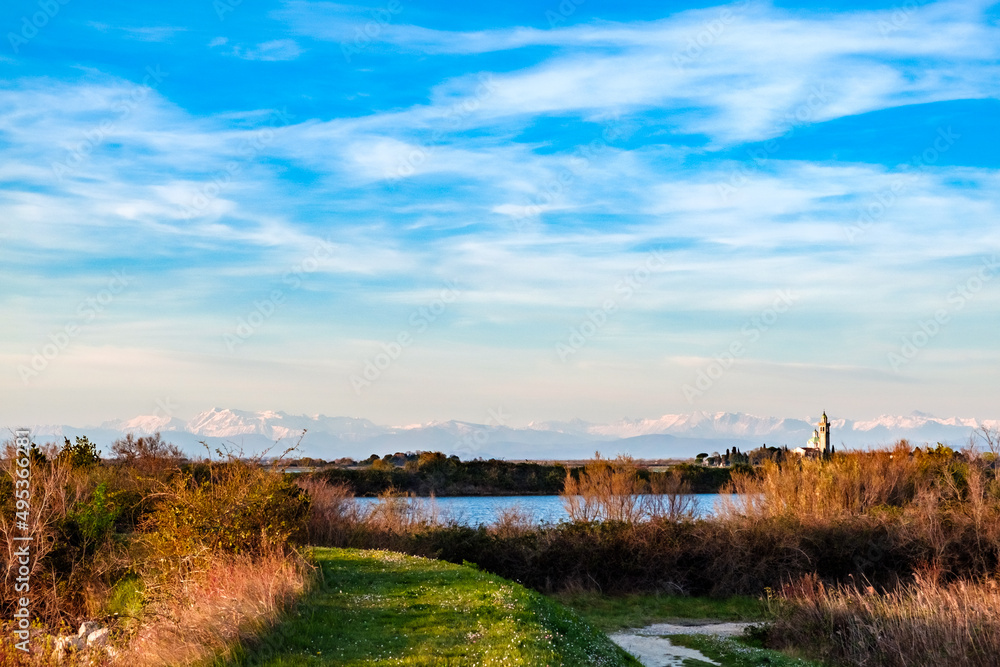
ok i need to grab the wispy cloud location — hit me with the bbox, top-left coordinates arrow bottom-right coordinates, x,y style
86,22 -> 188,42
230,39 -> 303,61
1,0 -> 998,425
281,0 -> 1000,147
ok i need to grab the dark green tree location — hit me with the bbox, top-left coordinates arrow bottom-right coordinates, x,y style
59,436 -> 101,468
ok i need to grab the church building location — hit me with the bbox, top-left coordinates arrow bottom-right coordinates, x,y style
793,412 -> 833,457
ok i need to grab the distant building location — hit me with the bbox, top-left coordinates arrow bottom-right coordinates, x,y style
792,412 -> 832,458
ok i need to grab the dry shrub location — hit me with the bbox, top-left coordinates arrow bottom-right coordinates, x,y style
719,442 -> 921,521
644,470 -> 696,521
0,446 -> 138,625
772,572 -> 1000,667
293,477 -> 358,546
109,434 -> 183,476
124,549 -> 310,667
1,447 -> 71,622
562,454 -> 695,523
363,489 -> 439,534
141,459 -> 309,563
315,446 -> 1000,599
334,490 -> 444,552
562,454 -> 645,523
0,437 -> 317,667
490,505 -> 534,539
128,459 -> 313,666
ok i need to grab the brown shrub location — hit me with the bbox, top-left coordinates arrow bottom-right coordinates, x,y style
0,446 -> 139,625
293,477 -> 358,546
771,572 -> 1000,667
644,470 -> 696,521
109,434 -> 183,476
562,454 -> 646,523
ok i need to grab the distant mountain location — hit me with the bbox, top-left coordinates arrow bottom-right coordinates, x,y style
100,415 -> 187,434
16,409 -> 998,460
183,408 -> 385,441
533,412 -> 815,441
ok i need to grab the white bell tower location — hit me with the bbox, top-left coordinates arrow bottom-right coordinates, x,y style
818,411 -> 831,454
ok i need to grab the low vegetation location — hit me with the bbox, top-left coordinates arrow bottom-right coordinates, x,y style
670,634 -> 822,667
0,435 -> 311,665
314,451 -> 737,496
297,430 -> 1000,665
769,572 -> 1000,667
317,452 -> 569,496
224,547 -> 640,666
5,426 -> 1000,665
555,592 -> 766,633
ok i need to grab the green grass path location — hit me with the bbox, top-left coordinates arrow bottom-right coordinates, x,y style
225,548 -> 640,666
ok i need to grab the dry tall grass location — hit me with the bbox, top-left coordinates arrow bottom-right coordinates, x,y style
123,549 -> 310,667
361,489 -> 441,536
772,572 -> 1000,667
293,477 -> 358,545
718,442 -> 921,521
292,479 -> 446,551
715,443 -> 1000,578
563,454 -> 644,523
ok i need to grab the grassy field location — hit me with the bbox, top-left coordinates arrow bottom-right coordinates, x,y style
555,593 -> 824,667
225,548 -> 640,666
670,635 -> 824,667
553,592 -> 768,632
553,592 -> 822,667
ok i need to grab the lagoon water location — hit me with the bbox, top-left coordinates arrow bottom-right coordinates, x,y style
353,493 -> 727,526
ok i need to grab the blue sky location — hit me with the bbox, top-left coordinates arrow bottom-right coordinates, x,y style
1,0 -> 998,427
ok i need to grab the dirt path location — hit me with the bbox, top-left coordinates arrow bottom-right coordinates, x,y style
609,621 -> 753,667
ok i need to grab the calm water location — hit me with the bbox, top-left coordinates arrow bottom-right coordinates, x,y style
353,494 -> 727,526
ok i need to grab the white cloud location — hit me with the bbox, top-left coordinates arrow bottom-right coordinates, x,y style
281,1 -> 1000,146
231,39 -> 303,61
86,22 -> 187,42
3,1 -> 1000,424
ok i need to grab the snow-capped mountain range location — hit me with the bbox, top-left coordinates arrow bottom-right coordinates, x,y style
14,408 -> 999,460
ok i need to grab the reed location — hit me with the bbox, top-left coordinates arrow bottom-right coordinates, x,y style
772,572 -> 1000,666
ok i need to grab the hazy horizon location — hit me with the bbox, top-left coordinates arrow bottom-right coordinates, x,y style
10,406 -> 998,462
